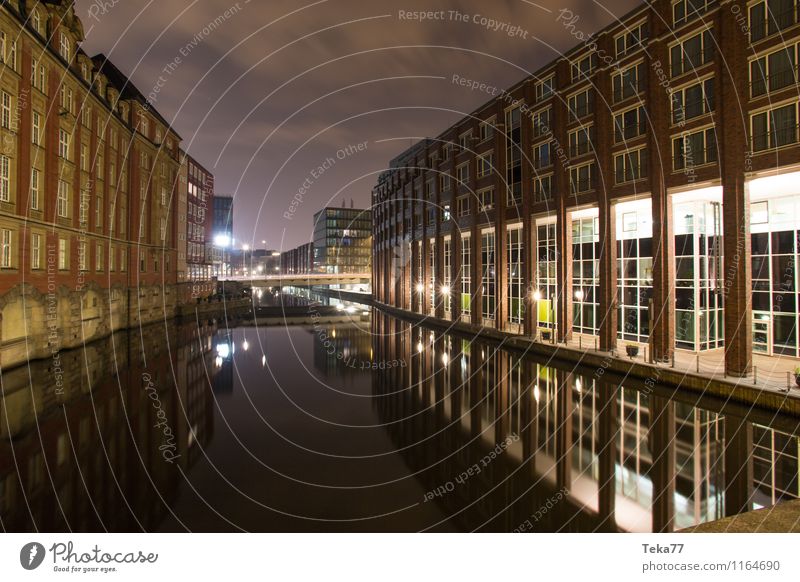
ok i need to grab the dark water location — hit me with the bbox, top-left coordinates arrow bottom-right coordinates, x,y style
1,310 -> 798,532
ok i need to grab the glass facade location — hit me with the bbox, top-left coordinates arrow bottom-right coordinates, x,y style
750,195 -> 800,356
461,234 -> 471,317
481,230 -> 496,321
674,199 -> 724,351
616,202 -> 654,343
535,221 -> 557,330
312,207 -> 371,274
443,237 -> 451,315
572,215 -> 600,335
507,225 -> 524,326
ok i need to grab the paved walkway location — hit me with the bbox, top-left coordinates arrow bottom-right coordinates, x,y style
682,499 -> 800,532
559,333 -> 800,397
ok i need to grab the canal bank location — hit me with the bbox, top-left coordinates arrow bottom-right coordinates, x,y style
374,302 -> 800,417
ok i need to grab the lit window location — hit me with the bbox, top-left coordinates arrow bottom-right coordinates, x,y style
59,33 -> 70,61
0,155 -> 9,202
57,180 -> 70,218
30,169 -> 40,210
0,229 -> 11,268
31,233 -> 41,270
32,111 -> 41,145
1,91 -> 10,129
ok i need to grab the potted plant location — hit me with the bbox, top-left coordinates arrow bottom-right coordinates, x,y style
626,343 -> 639,359
794,367 -> 800,388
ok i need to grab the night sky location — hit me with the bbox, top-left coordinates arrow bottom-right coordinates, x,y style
75,0 -> 639,250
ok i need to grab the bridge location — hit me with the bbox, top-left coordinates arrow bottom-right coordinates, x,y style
221,273 -> 371,287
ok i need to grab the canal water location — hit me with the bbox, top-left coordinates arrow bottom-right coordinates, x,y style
0,308 -> 798,532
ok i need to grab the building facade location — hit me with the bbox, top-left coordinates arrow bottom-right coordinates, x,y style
372,0 -> 800,376
313,206 -> 371,274
0,1 -> 184,369
281,242 -> 314,274
180,152 -> 214,299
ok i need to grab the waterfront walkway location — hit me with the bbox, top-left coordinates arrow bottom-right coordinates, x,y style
562,333 -> 800,397
376,302 -> 800,416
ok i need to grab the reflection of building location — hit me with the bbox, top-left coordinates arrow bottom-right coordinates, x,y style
212,195 -> 234,277
372,312 -> 800,533
0,322 -> 217,531
313,206 -> 372,273
312,323 -> 372,377
0,1 -> 183,369
281,242 -> 314,274
372,0 -> 800,372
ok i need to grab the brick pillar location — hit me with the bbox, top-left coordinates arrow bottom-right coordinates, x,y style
556,204 -> 573,342
449,149 -> 462,321
720,0 -> 752,376
646,6 -> 676,362
554,61 -> 573,342
595,63 -> 618,352
495,103 -> 507,330
529,223 -> 539,334
521,81 -> 536,336
433,157 -> 444,319
421,181 -> 430,316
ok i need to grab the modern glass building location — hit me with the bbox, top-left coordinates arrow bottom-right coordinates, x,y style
313,206 -> 372,274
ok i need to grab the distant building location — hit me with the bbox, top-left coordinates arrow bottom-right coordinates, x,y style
251,249 -> 282,276
187,156 -> 214,285
178,152 -> 214,299
281,243 -> 314,274
313,206 -> 372,274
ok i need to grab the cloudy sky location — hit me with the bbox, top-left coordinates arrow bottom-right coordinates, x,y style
75,0 -> 638,250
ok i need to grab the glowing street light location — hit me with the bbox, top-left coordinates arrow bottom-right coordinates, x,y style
441,285 -> 450,295
574,289 -> 584,301
416,283 -> 425,293
532,289 -> 542,301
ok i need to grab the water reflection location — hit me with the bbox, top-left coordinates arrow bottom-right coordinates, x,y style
372,312 -> 800,532
2,310 -> 798,532
0,322 -> 219,532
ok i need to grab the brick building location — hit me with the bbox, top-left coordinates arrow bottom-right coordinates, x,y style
372,0 -> 800,376
0,1 -> 183,368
